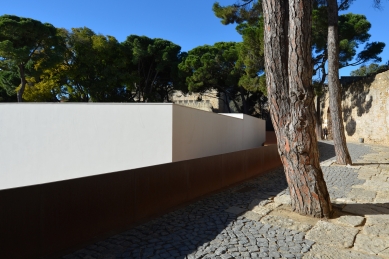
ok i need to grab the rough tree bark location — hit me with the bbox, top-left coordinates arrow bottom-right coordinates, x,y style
327,0 -> 352,165
263,0 -> 332,218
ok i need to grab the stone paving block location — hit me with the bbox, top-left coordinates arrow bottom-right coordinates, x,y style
303,243 -> 381,259
346,164 -> 362,169
361,180 -> 389,191
371,175 -> 389,182
333,198 -> 354,205
320,160 -> 336,167
354,233 -> 389,256
242,211 -> 263,221
362,216 -> 389,238
265,202 -> 282,210
336,215 -> 365,227
343,203 -> 389,216
357,172 -> 373,180
305,221 -> 359,248
380,247 -> 389,258
358,167 -> 377,174
260,215 -> 312,232
274,194 -> 291,205
251,205 -> 272,216
225,206 -> 246,215
346,188 -> 377,203
374,191 -> 389,203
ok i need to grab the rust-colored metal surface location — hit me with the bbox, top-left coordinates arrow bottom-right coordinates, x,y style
265,131 -> 278,145
0,145 -> 282,259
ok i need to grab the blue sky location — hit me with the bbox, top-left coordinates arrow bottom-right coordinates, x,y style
2,1 -> 388,76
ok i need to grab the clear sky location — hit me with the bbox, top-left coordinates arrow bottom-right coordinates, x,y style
2,1 -> 388,76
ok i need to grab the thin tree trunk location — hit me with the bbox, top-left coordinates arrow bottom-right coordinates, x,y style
240,87 -> 248,114
327,0 -> 352,165
17,65 -> 26,102
263,0 -> 332,218
316,95 -> 323,139
315,64 -> 327,140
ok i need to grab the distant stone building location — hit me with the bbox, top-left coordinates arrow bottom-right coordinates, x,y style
171,89 -> 229,113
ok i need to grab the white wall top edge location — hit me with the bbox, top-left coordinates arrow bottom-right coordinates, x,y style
218,113 -> 244,119
172,105 -> 265,162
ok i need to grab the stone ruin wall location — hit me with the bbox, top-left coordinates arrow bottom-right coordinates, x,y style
171,90 -> 228,113
322,70 -> 389,146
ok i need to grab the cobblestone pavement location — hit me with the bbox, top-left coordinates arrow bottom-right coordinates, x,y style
63,141 -> 389,259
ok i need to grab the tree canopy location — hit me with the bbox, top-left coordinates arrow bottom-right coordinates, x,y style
350,61 -> 389,76
0,15 -> 61,102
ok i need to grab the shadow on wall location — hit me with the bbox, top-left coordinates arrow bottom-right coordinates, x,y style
341,76 -> 375,136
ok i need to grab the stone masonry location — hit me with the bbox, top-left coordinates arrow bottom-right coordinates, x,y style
322,70 -> 389,146
171,90 -> 229,113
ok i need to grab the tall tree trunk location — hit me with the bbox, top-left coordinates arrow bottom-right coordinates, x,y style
327,0 -> 352,165
17,65 -> 26,102
263,0 -> 332,218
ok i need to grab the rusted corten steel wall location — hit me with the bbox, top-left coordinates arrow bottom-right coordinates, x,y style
0,145 -> 281,259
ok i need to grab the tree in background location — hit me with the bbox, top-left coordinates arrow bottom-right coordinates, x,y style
326,0 -> 386,164
312,3 -> 385,141
178,40 -> 267,116
350,62 -> 389,76
0,15 -> 61,102
64,27 -> 131,102
328,0 -> 353,165
213,1 -> 267,116
122,35 -> 184,102
178,42 -> 243,112
236,20 -> 268,116
0,15 -> 186,103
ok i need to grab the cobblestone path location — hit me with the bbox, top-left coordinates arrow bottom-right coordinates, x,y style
63,141 -> 389,259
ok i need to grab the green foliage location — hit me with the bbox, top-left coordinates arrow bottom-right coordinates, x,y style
213,0 -> 262,25
179,42 -> 241,93
178,41 -> 266,115
0,15 -> 186,102
0,15 -> 61,101
312,7 -> 385,94
62,27 -> 131,102
236,20 -> 266,94
338,13 -> 385,67
122,35 -> 184,102
350,62 -> 389,76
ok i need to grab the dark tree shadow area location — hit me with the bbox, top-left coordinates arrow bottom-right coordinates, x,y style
317,141 -> 336,162
331,203 -> 389,220
63,169 -> 290,259
352,162 -> 389,166
341,76 -> 375,136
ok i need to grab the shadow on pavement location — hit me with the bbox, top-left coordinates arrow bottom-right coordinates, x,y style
64,169 -> 289,259
353,163 -> 389,166
317,141 -> 336,162
334,203 -> 389,217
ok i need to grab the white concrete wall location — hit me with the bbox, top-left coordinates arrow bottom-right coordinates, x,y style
172,106 -> 265,161
1,104 -> 265,190
0,104 -> 173,190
